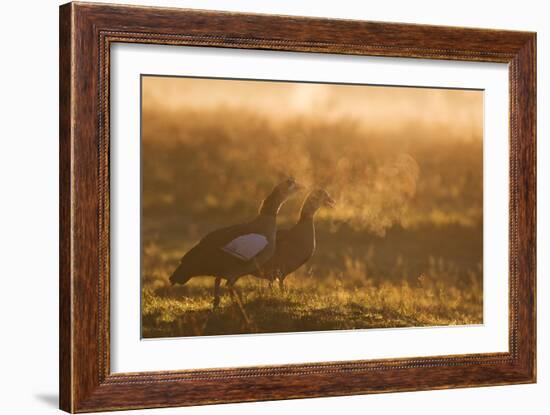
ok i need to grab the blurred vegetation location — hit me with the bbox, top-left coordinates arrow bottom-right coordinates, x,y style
141,83 -> 483,338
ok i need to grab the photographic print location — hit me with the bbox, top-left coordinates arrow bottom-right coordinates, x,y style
141,75 -> 483,338
59,5 -> 536,409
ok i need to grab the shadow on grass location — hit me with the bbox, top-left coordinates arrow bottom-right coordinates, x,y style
142,293 -> 427,338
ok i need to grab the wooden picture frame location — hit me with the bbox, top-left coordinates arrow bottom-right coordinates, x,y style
59,2 -> 536,412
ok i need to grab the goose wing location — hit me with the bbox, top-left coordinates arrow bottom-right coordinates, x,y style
221,233 -> 268,261
191,221 -> 270,262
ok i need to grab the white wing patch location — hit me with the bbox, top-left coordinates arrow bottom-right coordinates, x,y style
221,233 -> 269,261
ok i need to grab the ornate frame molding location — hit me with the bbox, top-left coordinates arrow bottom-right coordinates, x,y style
60,2 -> 536,412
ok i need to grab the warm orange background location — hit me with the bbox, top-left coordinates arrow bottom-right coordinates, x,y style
141,76 -> 483,337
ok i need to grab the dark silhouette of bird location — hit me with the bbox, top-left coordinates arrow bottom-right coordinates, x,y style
253,189 -> 335,289
169,178 -> 304,309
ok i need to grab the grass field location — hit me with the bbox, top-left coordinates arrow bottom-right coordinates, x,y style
142,224 -> 483,337
141,77 -> 484,338
143,273 -> 483,338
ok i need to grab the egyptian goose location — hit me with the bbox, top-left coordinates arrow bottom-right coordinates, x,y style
169,178 -> 304,308
253,189 -> 335,289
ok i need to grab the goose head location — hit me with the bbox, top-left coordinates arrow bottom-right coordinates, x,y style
260,177 -> 304,216
300,188 -> 336,219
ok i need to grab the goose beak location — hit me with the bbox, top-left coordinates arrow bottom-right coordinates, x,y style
324,196 -> 336,208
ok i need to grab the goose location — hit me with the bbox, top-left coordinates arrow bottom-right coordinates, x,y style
169,178 -> 304,308
253,189 -> 335,289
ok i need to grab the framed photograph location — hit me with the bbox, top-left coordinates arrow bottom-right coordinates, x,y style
59,2 -> 536,412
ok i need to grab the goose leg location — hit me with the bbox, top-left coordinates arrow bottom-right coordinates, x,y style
213,277 -> 221,308
228,281 -> 246,308
227,281 -> 253,330
279,277 -> 285,291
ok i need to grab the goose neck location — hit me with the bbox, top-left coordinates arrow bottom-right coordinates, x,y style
299,211 -> 316,222
259,194 -> 284,216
